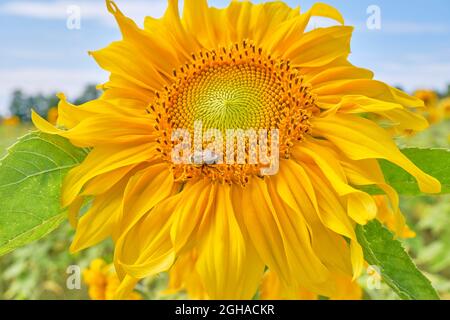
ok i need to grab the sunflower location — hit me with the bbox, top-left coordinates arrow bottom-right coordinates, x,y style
414,89 -> 442,124
2,115 -> 20,127
83,258 -> 142,300
414,90 -> 438,109
438,97 -> 450,119
32,0 -> 441,300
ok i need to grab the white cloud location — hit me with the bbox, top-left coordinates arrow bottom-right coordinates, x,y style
0,68 -> 108,115
352,49 -> 450,92
0,0 -> 167,26
374,59 -> 450,93
301,17 -> 449,35
381,22 -> 450,35
351,21 -> 450,35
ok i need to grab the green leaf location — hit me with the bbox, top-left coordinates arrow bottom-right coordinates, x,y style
356,220 -> 440,300
361,148 -> 450,196
383,148 -> 449,195
0,132 -> 87,257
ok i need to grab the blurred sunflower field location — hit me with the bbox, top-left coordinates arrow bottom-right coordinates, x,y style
0,0 -> 450,302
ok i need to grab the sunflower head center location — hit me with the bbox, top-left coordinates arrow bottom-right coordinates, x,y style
151,41 -> 316,185
169,60 -> 285,132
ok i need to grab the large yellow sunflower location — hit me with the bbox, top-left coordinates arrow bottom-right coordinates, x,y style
32,0 -> 441,299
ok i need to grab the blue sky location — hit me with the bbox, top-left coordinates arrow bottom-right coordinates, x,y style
0,0 -> 449,115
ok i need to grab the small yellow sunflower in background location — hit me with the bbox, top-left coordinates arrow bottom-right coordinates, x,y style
32,0 -> 441,299
414,89 -> 442,124
1,115 -> 21,127
438,97 -> 450,119
414,90 -> 438,109
83,258 -> 142,300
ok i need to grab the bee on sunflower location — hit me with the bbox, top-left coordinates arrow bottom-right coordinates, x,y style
32,0 -> 440,299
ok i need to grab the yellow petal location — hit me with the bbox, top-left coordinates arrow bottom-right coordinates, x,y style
264,2 -> 345,56
106,0 -> 180,77
378,108 -> 429,132
144,0 -> 198,59
286,26 -> 353,67
313,114 -> 441,194
170,180 -> 216,254
62,142 -> 159,207
82,164 -> 138,197
115,194 -> 179,279
260,271 -> 318,300
115,275 -> 139,300
301,163 -> 364,277
90,41 -> 168,92
164,251 -> 208,299
196,184 -> 265,299
339,156 -> 408,236
248,2 -> 300,44
119,163 -> 176,237
329,274 -> 363,300
235,177 -> 334,297
314,78 -> 424,109
70,183 -> 125,253
183,0 -> 219,48
307,2 -> 345,25
269,161 -> 352,275
33,111 -> 156,148
293,141 -> 377,224
68,196 -> 84,228
310,67 -> 374,88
